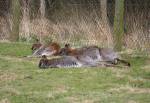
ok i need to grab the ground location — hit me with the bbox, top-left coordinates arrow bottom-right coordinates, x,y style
0,42 -> 149,103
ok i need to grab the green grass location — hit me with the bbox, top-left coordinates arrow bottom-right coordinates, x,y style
0,42 -> 150,103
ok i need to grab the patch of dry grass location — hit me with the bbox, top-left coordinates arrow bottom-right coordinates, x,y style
110,85 -> 150,94
0,72 -> 17,82
0,98 -> 10,103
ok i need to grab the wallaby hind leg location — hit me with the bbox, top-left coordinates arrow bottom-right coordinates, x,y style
116,58 -> 131,67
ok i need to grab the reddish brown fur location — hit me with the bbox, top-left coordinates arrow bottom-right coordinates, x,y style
59,44 -> 86,56
47,42 -> 61,55
31,41 -> 61,57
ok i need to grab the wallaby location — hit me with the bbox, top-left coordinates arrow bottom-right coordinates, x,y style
38,55 -> 83,68
28,42 -> 61,57
58,44 -> 105,67
59,44 -> 131,67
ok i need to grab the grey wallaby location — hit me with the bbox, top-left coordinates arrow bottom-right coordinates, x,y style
59,44 -> 131,67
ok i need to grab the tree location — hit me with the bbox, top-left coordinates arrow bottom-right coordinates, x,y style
113,0 -> 124,51
101,0 -> 107,23
10,0 -> 21,41
39,0 -> 46,42
22,0 -> 30,41
100,0 -> 113,47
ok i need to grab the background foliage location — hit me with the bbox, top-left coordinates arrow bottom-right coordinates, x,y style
0,0 -> 149,51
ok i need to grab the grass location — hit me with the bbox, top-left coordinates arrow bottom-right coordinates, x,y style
0,42 -> 149,103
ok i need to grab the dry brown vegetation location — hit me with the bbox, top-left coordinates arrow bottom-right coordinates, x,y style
0,0 -> 149,51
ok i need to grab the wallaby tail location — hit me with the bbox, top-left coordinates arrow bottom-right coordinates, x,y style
116,58 -> 131,67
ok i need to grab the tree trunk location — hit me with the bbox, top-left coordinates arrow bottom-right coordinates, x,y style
10,0 -> 21,41
113,0 -> 124,51
101,0 -> 107,23
39,0 -> 46,42
100,0 -> 113,47
21,0 -> 30,41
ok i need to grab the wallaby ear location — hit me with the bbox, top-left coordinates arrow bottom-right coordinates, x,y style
65,43 -> 70,47
42,55 -> 47,59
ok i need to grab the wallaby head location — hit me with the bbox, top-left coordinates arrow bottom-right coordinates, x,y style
38,55 -> 49,68
31,42 -> 61,57
59,43 -> 73,56
31,39 -> 42,53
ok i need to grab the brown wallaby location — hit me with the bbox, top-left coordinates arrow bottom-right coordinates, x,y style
28,42 -> 61,57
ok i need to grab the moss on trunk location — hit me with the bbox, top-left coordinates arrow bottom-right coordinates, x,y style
113,0 -> 124,51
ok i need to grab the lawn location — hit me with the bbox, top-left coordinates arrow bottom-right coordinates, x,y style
0,42 -> 149,103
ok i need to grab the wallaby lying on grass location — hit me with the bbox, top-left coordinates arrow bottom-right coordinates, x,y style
38,54 -> 130,69
27,42 -> 61,57
59,44 -> 131,67
38,55 -> 84,68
